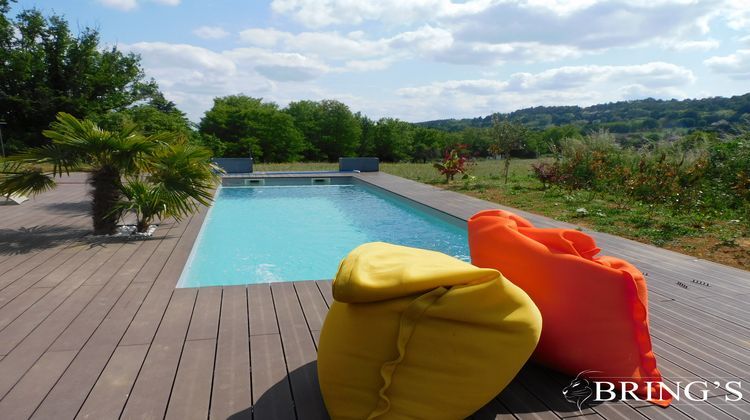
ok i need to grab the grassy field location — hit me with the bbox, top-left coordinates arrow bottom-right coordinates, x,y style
255,160 -> 749,269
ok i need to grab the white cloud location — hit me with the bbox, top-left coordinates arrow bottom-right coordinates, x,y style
344,58 -> 395,72
99,0 -> 137,11
193,26 -> 230,40
236,24 -> 586,69
98,0 -> 180,11
394,62 -> 695,120
269,0 -> 493,28
120,41 -> 337,120
239,28 -> 292,47
723,0 -> 750,30
663,39 -> 720,51
126,42 -> 237,74
704,49 -> 750,79
225,47 -> 330,81
237,25 -> 453,66
262,0 -> 725,70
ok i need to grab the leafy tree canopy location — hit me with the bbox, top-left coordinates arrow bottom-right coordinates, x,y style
0,1 -> 160,152
199,95 -> 306,162
285,99 -> 361,162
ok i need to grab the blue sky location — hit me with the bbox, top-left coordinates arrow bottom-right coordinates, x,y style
11,0 -> 750,122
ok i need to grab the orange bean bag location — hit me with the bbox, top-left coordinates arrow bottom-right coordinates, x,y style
468,209 -> 671,407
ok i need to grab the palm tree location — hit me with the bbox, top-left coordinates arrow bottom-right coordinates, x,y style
114,143 -> 219,233
0,112 -> 218,234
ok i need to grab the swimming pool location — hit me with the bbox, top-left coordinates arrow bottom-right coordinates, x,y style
178,178 -> 469,287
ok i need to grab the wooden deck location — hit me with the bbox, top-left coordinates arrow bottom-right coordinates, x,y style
0,172 -> 748,420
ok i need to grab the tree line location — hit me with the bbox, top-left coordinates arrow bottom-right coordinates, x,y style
419,95 -> 750,135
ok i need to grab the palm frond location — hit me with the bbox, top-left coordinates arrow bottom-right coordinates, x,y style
0,168 -> 56,197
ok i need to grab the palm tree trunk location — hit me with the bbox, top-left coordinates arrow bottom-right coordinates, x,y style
136,218 -> 150,233
89,166 -> 122,235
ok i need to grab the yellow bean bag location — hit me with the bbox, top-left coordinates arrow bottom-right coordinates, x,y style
317,242 -> 542,420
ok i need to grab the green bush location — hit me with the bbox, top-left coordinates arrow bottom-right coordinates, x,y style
532,130 -> 748,220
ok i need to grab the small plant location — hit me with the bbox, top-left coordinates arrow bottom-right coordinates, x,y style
434,146 -> 471,182
531,161 -> 559,189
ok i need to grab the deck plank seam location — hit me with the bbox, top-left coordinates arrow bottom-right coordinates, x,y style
158,288 -> 199,420
269,283 -> 300,420
114,290 -> 177,419
22,238 -> 166,418
204,287 -> 223,420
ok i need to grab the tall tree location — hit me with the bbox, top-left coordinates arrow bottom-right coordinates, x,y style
411,127 -> 445,163
95,94 -> 193,138
286,99 -> 361,162
373,118 -> 413,162
0,3 -> 160,152
490,115 -> 528,184
199,95 -> 305,162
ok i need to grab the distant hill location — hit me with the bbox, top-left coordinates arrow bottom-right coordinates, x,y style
416,93 -> 750,134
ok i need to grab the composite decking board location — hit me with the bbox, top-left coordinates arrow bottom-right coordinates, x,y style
0,239 -> 133,356
29,282 -> 151,420
164,338 -> 217,420
210,286 -> 253,420
81,237 -> 159,287
271,282 -> 328,419
248,284 -> 280,336
494,379 -> 561,420
0,245 -> 75,293
46,239 -> 156,352
470,397 -> 517,420
0,287 -> 50,332
635,405 -> 694,420
644,286 -> 749,331
0,240 -> 124,336
129,220 -> 183,284
0,235 -> 82,294
250,333 -> 296,420
705,397 -> 750,420
119,214 -> 197,346
648,311 -> 750,367
0,198 -> 90,236
131,219 -> 192,285
294,281 -> 328,334
614,257 -> 745,300
513,364 -> 600,418
75,344 -> 150,420
523,362 -> 646,420
650,299 -> 750,341
0,209 -> 91,269
648,292 -> 750,338
186,286 -> 222,341
315,280 -> 333,308
30,242 -> 104,289
648,304 -> 750,352
601,246 -> 750,297
628,356 -> 742,419
0,186 -> 88,236
651,338 -> 750,400
120,287 -> 197,419
0,349 -> 77,420
0,284 -> 99,399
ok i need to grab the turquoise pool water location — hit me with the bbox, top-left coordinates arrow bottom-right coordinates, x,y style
178,181 -> 469,287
